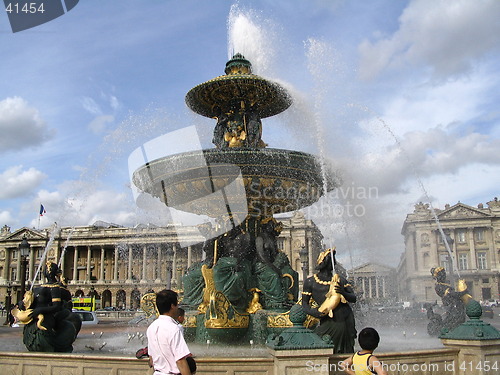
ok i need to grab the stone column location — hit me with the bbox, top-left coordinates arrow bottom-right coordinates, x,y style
127,245 -> 133,283
99,246 -> 105,282
307,237 -> 314,276
172,244 -> 179,288
187,245 -> 192,268
375,277 -> 379,298
28,247 -> 35,283
155,245 -> 161,282
72,247 -> 78,283
2,249 -> 11,282
113,245 -> 119,283
141,245 -> 147,283
368,277 -> 373,298
16,251 -> 21,283
468,227 -> 478,269
86,246 -> 91,283
488,226 -> 497,269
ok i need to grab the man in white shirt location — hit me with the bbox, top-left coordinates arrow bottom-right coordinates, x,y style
146,290 -> 193,375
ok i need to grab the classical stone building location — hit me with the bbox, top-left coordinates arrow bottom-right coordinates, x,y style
0,211 -> 322,309
397,199 -> 500,303
349,263 -> 397,303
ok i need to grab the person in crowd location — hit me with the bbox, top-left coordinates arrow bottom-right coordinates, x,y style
146,290 -> 195,375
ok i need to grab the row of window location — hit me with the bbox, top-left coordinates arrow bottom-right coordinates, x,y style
426,228 -> 487,243
440,252 -> 489,271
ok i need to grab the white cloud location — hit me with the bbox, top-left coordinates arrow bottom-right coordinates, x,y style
0,211 -> 14,226
28,187 -> 137,228
0,166 -> 46,199
81,97 -> 102,115
358,0 -> 500,80
88,115 -> 115,134
0,97 -> 54,153
350,125 -> 500,195
109,95 -> 120,111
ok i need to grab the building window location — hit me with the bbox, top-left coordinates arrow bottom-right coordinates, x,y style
277,238 -> 284,251
439,254 -> 449,271
458,253 -> 468,270
477,252 -> 487,270
12,250 -> 18,259
482,278 -> 489,284
475,229 -> 485,241
456,230 -> 466,243
11,268 -> 17,281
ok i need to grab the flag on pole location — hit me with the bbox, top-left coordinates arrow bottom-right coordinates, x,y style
39,204 -> 46,216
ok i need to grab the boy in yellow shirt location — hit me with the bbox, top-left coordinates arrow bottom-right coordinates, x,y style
341,327 -> 388,375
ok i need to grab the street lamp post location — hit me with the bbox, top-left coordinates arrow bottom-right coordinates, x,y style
166,247 -> 174,289
299,245 -> 309,284
18,237 -> 31,304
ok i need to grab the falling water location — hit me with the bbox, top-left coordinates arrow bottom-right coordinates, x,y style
353,104 -> 460,279
57,226 -> 76,269
304,38 -> 359,274
30,223 -> 60,290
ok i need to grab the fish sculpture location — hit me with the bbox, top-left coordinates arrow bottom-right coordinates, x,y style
318,273 -> 347,318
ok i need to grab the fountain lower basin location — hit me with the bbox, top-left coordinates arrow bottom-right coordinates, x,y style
132,147 -> 337,217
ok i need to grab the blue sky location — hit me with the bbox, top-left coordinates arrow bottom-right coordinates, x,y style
1,0 -> 499,266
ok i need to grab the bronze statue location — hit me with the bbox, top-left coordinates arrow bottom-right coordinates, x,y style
301,248 -> 357,353
13,262 -> 81,352
254,217 -> 294,310
426,267 -> 468,335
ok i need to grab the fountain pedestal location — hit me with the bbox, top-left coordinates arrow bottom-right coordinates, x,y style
440,300 -> 500,375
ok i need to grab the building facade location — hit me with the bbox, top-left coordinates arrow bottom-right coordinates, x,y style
398,199 -> 500,303
349,263 -> 397,303
0,211 -> 322,309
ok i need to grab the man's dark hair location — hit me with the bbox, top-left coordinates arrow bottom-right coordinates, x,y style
156,289 -> 178,314
358,327 -> 380,351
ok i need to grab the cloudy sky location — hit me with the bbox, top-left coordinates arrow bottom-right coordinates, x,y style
1,0 -> 499,267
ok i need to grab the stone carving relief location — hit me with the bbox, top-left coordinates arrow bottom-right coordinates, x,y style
414,202 -> 430,213
439,206 -> 487,220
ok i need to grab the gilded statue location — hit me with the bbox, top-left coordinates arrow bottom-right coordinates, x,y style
301,248 -> 357,353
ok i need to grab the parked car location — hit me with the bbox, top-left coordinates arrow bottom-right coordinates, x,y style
482,305 -> 494,319
72,309 -> 99,325
97,306 -> 118,312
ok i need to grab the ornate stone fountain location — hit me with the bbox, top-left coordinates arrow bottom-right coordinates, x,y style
133,53 -> 336,343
